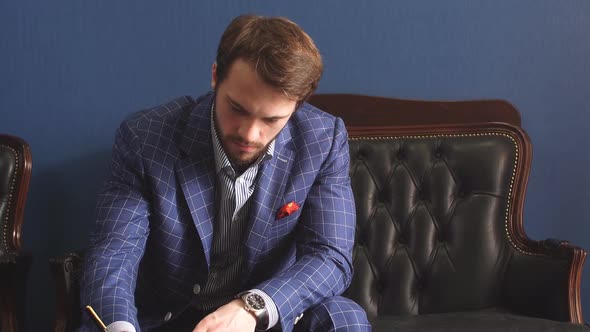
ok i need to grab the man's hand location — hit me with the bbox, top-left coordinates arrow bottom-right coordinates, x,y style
192,299 -> 257,332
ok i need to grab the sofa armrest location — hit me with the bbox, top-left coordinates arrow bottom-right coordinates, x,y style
502,239 -> 586,324
0,251 -> 32,332
50,251 -> 84,332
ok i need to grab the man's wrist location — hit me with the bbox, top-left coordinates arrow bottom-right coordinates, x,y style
235,298 -> 258,324
236,291 -> 270,330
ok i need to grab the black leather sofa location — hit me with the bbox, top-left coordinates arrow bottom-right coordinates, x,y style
309,94 -> 588,331
51,94 -> 588,331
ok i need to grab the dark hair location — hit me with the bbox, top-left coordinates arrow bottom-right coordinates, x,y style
216,15 -> 323,104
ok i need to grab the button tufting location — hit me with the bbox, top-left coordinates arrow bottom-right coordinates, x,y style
434,148 -> 442,159
416,280 -> 425,291
397,149 -> 406,160
357,150 -> 368,161
418,189 -> 426,200
398,235 -> 407,244
356,238 -> 364,247
376,281 -> 385,293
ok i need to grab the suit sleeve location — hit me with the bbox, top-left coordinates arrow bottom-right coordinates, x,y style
256,117 -> 355,331
80,120 -> 150,329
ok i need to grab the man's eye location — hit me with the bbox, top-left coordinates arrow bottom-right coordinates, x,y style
265,118 -> 280,124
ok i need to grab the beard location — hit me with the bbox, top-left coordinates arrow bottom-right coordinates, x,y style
224,135 -> 266,173
213,114 -> 267,173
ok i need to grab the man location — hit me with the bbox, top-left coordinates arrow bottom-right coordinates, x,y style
80,14 -> 370,332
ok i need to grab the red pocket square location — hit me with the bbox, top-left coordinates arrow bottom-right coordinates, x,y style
276,201 -> 300,219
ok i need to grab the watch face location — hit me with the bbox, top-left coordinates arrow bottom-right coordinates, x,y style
246,294 -> 265,310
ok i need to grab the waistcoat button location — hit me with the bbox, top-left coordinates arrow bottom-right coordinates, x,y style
193,283 -> 201,295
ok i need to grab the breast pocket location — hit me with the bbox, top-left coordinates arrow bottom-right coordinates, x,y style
270,208 -> 302,238
259,208 -> 301,260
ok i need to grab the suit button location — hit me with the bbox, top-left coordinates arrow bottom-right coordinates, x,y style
164,312 -> 172,322
193,283 -> 201,295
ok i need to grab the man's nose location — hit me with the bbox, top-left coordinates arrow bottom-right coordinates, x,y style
238,119 -> 260,144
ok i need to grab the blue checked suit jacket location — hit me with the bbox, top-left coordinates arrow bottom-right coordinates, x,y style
80,92 -> 356,331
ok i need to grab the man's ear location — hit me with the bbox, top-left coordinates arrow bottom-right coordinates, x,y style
211,62 -> 217,90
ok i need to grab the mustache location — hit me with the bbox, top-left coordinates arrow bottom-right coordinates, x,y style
229,136 -> 264,148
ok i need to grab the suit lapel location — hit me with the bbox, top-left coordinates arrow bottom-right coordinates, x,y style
245,125 -> 295,269
175,93 -> 216,267
176,154 -> 215,267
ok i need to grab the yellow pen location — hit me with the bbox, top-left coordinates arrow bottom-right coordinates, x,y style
85,305 -> 108,331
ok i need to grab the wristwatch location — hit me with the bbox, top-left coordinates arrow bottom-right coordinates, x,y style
237,291 -> 269,330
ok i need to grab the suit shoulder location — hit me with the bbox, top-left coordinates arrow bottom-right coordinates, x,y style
124,96 -> 197,132
114,95 -> 206,153
290,102 -> 346,139
296,102 -> 337,122
287,102 -> 348,159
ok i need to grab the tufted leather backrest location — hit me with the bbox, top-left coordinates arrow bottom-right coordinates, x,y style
347,128 -> 524,320
308,94 -> 532,322
0,134 -> 32,256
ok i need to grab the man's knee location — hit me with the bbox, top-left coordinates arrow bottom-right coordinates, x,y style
296,296 -> 371,332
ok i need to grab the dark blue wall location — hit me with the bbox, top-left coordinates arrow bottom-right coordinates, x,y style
2,1 -> 589,330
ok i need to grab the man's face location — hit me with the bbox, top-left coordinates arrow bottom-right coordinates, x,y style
211,59 -> 297,171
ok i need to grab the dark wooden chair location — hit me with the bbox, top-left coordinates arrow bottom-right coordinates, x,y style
0,134 -> 32,332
